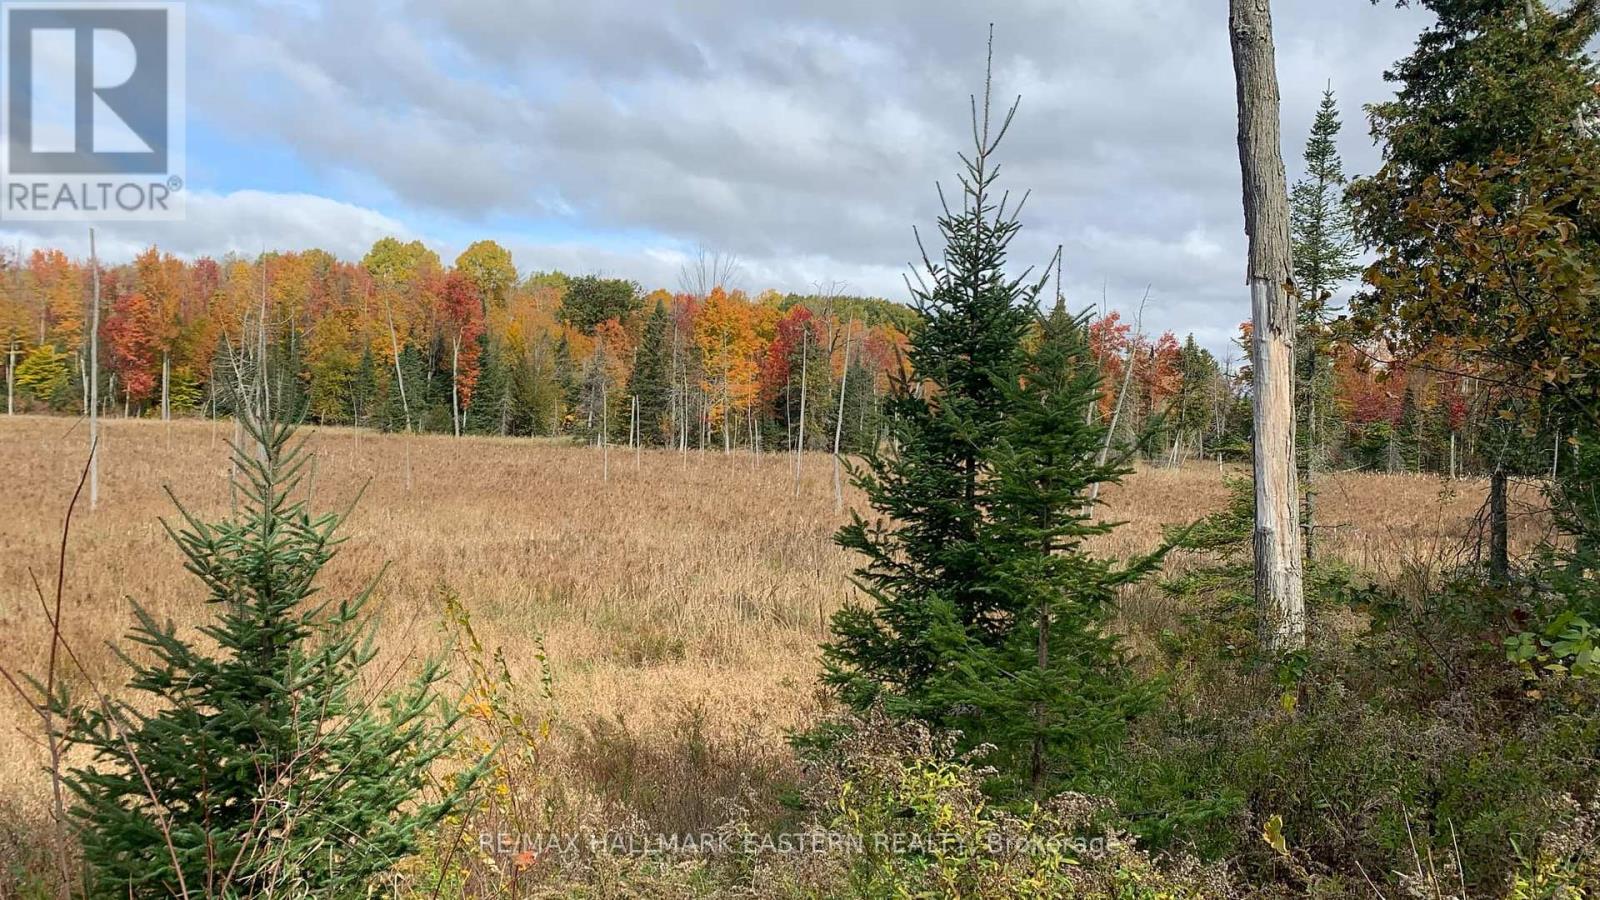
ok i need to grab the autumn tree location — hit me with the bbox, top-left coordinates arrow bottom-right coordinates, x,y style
305,305 -> 363,424
105,289 -> 160,412
432,270 -> 484,437
1353,0 -> 1599,572
363,238 -> 441,432
32,250 -> 84,359
455,240 -> 517,314
762,305 -> 828,452
1,249 -> 29,415
695,287 -> 760,451
14,343 -> 71,408
131,247 -> 188,420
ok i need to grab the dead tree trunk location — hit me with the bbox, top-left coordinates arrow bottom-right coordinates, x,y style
89,229 -> 101,511
794,327 -> 809,497
6,338 -> 15,415
832,320 -> 854,511
451,336 -> 462,437
1230,0 -> 1306,654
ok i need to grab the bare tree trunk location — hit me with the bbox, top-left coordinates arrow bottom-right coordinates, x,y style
161,350 -> 170,421
1086,289 -> 1148,512
451,336 -> 462,437
258,261 -> 270,430
1231,0 -> 1305,654
6,242 -> 16,416
382,297 -> 410,432
794,327 -> 809,497
6,339 -> 15,415
89,229 -> 100,511
832,320 -> 854,511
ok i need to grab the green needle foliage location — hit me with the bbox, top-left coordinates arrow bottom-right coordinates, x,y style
53,394 -> 474,897
824,60 -> 1162,792
823,75 -> 1035,714
627,296 -> 674,446
923,301 -> 1164,792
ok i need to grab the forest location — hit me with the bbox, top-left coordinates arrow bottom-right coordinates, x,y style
0,202 -> 1556,482
2,0 -> 1600,898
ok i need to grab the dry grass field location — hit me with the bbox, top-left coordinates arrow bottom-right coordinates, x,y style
0,414 -> 1551,839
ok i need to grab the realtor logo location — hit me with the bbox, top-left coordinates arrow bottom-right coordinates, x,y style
1,1 -> 185,220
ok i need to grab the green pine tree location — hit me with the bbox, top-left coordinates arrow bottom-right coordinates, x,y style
465,334 -> 510,436
823,66 -> 1040,717
921,301 -> 1163,792
839,352 -> 882,454
1290,88 -> 1360,558
627,298 -> 673,445
553,334 -> 581,435
53,390 -> 475,896
1291,89 -> 1361,311
380,345 -> 427,433
1352,0 -> 1598,256
351,345 -> 379,428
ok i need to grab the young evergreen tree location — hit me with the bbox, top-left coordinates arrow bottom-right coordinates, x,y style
1290,88 -> 1361,560
54,390 -> 473,896
1291,90 -> 1361,310
823,57 -> 1047,718
627,298 -> 673,445
921,301 -> 1163,792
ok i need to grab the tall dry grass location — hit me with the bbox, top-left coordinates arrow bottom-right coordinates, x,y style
0,414 -> 1549,838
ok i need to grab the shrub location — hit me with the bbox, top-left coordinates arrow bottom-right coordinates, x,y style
802,711 -> 1234,899
53,402 -> 475,896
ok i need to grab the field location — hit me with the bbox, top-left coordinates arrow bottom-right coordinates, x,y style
0,414 -> 1549,844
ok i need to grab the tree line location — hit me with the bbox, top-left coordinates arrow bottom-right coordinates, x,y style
0,217 -> 1572,482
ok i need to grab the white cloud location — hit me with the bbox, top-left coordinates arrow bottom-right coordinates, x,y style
0,190 -> 411,263
2,0 -> 1451,353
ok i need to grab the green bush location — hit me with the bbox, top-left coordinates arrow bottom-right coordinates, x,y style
53,401 -> 476,896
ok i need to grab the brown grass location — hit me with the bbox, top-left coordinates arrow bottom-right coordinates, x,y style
0,414 -> 1550,834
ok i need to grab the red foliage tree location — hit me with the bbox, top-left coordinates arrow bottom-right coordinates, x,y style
105,290 -> 160,403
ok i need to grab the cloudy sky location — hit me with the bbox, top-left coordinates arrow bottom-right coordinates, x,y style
2,0 -> 1441,353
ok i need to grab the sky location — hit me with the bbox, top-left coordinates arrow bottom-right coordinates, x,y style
0,0 -> 1442,354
